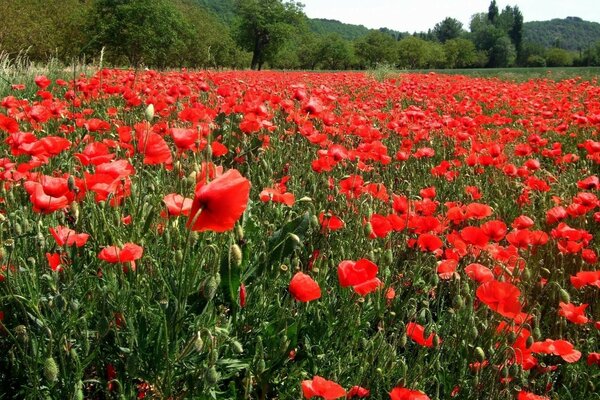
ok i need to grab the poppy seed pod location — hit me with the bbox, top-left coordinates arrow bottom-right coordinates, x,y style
43,357 -> 59,383
230,244 -> 243,267
144,104 -> 154,121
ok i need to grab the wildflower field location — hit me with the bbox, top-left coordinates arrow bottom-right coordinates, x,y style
0,69 -> 599,400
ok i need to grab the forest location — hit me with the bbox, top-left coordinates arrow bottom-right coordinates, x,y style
1,0 -> 600,69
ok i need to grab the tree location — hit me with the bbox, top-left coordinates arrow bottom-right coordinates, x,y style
316,34 -> 355,70
488,36 -> 516,67
88,0 -> 190,66
488,0 -> 499,24
433,18 -> 464,43
234,0 -> 304,70
354,30 -> 398,68
509,6 -> 523,57
444,38 -> 478,68
545,47 -> 573,66
397,36 -> 430,69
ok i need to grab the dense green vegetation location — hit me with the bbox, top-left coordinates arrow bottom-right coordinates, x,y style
524,17 -> 600,51
1,0 -> 600,70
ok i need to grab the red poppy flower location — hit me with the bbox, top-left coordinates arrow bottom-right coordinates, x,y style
259,187 -> 295,206
23,181 -> 69,214
289,272 -> 321,302
98,243 -> 143,272
558,302 -> 589,324
187,169 -> 250,233
406,322 -> 440,348
162,194 -> 192,217
464,263 -> 494,283
530,339 -> 581,363
34,75 -> 51,89
476,280 -> 525,321
437,259 -> 458,280
517,391 -> 549,400
338,259 -> 378,287
319,212 -> 345,231
302,376 -> 346,399
0,114 -> 19,133
587,352 -> 600,366
347,385 -> 369,398
389,387 -> 430,400
570,270 -> 600,289
49,226 -> 89,247
416,233 -> 443,252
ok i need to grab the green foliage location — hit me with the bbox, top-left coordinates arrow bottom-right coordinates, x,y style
443,38 -> 478,68
88,0 -> 191,67
432,18 -> 464,43
524,17 -> 600,52
315,34 -> 356,70
355,31 -> 398,68
233,0 -> 305,70
526,54 -> 546,67
545,47 -> 574,67
309,19 -> 371,41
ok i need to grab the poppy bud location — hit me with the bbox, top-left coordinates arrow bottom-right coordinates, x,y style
540,267 -> 551,278
310,214 -> 319,229
194,333 -> 203,352
288,233 -> 301,246
364,222 -> 373,236
205,366 -> 219,385
475,347 -> 485,362
383,249 -> 393,265
526,335 -> 534,348
432,334 -> 440,347
509,363 -> 519,377
559,288 -> 571,303
453,294 -> 464,309
15,325 -> 28,344
471,325 -> 479,338
144,104 -> 155,121
257,359 -> 266,374
522,268 -> 531,280
175,249 -> 184,264
14,222 -> 22,236
67,175 -> 77,193
69,202 -> 79,224
209,348 -> 219,364
74,381 -> 84,400
235,225 -> 244,241
230,244 -> 242,267
399,333 -> 408,347
203,274 -> 221,301
43,356 -> 59,383
232,340 -> 244,354
533,327 -> 542,340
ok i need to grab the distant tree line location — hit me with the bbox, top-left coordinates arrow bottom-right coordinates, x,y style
0,0 -> 599,69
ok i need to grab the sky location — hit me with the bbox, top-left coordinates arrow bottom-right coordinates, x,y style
299,0 -> 600,33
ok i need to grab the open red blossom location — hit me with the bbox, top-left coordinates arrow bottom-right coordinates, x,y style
587,352 -> 600,366
347,385 -> 369,398
570,270 -> 600,289
480,220 -> 507,242
460,226 -> 489,247
302,376 -> 346,399
34,75 -> 51,89
49,226 -> 89,247
476,280 -> 526,322
0,114 -> 19,133
23,181 -> 69,214
187,169 -> 250,232
465,203 -> 492,219
98,243 -> 143,272
162,193 -> 192,217
259,187 -> 295,206
437,259 -> 458,280
517,391 -> 549,400
338,259 -> 378,287
406,322 -> 440,348
416,233 -> 443,252
319,212 -> 345,231
558,302 -> 589,324
389,387 -> 430,400
530,339 -> 581,363
464,263 -> 494,283
289,272 -> 321,302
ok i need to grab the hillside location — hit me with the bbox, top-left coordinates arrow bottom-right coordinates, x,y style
524,17 -> 600,51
